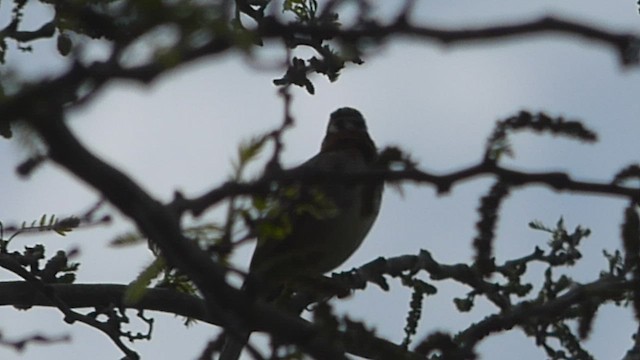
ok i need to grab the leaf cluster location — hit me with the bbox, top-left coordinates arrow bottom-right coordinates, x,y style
1,1 -> 640,360
0,243 -> 78,286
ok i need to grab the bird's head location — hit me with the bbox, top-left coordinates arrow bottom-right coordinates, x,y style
321,107 -> 377,162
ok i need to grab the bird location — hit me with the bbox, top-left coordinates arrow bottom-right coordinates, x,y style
220,107 -> 383,360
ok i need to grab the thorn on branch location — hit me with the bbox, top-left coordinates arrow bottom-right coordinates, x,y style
613,164 -> 640,187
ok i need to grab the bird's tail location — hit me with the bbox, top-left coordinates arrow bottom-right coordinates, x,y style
219,330 -> 250,360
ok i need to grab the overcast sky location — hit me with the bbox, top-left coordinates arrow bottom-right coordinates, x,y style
1,1 -> 640,359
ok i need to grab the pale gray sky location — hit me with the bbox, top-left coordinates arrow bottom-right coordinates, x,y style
1,1 -> 639,359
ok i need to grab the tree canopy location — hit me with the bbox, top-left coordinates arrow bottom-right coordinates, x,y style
1,1 -> 640,359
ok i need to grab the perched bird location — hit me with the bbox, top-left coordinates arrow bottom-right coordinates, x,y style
220,107 -> 383,360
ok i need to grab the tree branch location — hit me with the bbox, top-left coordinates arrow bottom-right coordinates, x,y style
0,254 -> 140,359
0,20 -> 56,43
0,282 -> 211,322
26,111 -> 361,359
176,160 -> 640,217
259,15 -> 640,66
0,281 -> 420,360
455,275 -> 633,350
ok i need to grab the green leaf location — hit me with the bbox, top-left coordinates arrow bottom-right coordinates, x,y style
53,216 -> 80,236
123,257 -> 166,305
238,135 -> 267,164
110,231 -> 146,247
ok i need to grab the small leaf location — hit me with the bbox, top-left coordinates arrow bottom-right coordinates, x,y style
124,257 -> 166,305
56,33 -> 72,56
57,273 -> 76,284
53,216 -> 81,236
238,135 -> 267,164
454,297 -> 473,312
110,232 -> 146,247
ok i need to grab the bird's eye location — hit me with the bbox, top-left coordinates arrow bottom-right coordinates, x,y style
332,117 -> 366,131
327,109 -> 368,133
346,117 -> 366,131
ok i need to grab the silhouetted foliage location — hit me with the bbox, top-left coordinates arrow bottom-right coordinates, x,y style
1,1 -> 639,360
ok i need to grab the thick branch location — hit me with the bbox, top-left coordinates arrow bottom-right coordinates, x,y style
0,281 -> 418,360
0,20 -> 56,43
260,15 -> 639,65
0,15 -> 637,129
0,282 -> 211,322
27,113 -> 357,359
456,275 -> 633,349
0,254 -> 139,358
178,162 -> 640,217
